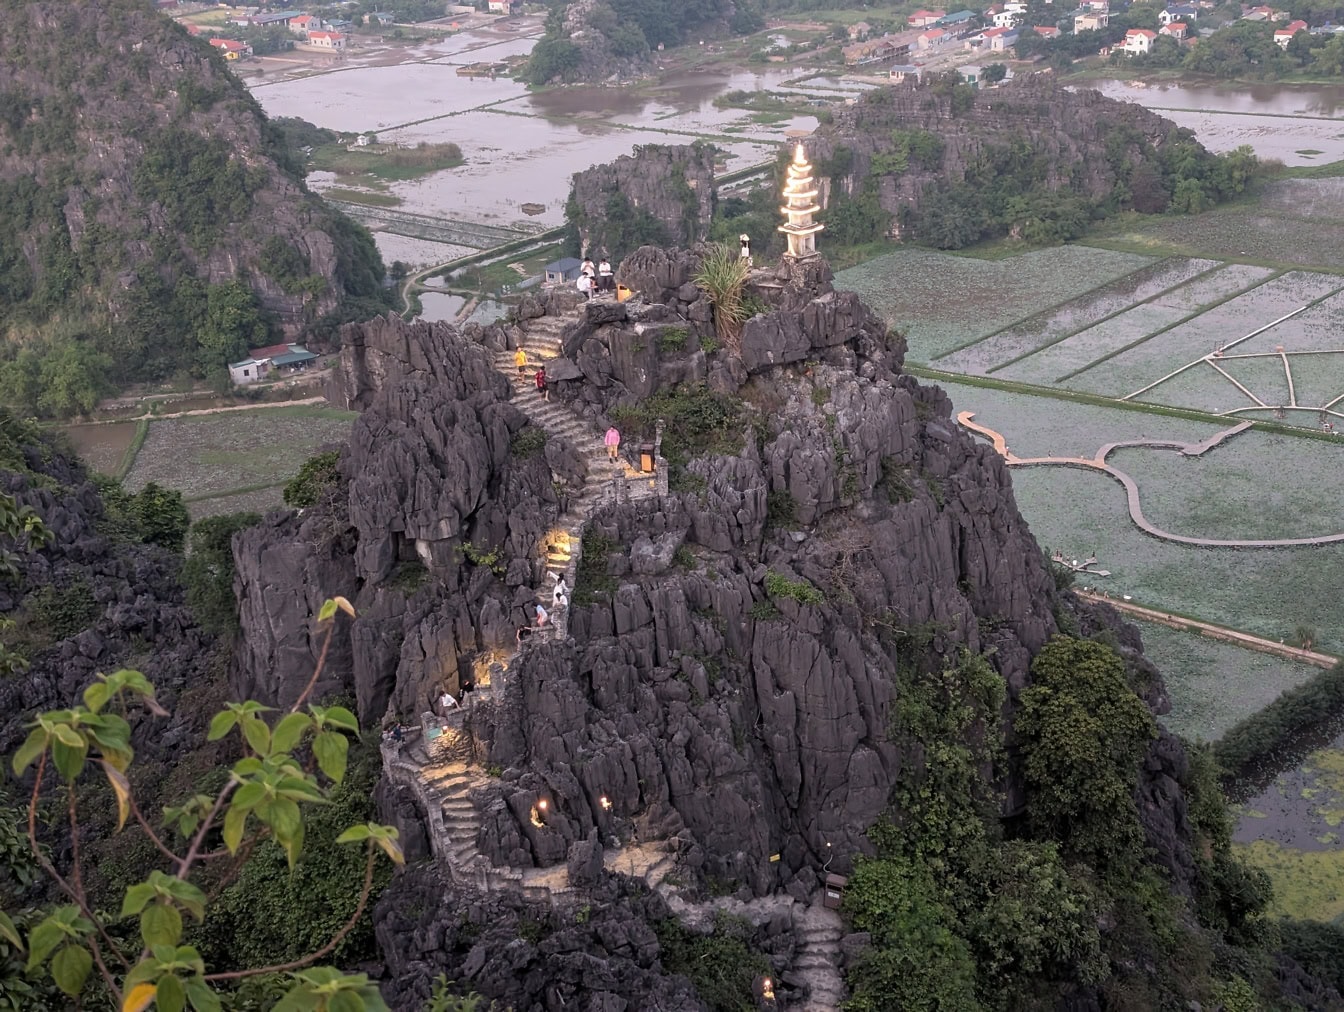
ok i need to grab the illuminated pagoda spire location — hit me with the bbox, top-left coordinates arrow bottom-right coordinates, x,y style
778,142 -> 823,259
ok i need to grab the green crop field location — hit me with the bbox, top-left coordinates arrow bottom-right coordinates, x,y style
834,246 -> 1152,362
936,257 -> 1216,375
937,378 -> 1222,459
1137,620 -> 1322,743
1009,464 -> 1344,654
1106,430 -> 1344,542
1088,177 -> 1344,271
125,407 -> 356,503
1067,272 -> 1344,398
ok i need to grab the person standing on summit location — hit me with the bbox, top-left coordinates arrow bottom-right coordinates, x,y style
597,256 -> 614,294
604,426 -> 621,462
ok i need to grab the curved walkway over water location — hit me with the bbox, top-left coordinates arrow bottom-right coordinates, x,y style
957,412 -> 1344,549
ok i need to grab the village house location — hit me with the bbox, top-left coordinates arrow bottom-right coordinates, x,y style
1159,21 -> 1189,38
843,30 -> 920,64
307,30 -> 346,49
991,9 -> 1019,28
544,258 -> 583,285
289,14 -> 324,34
1033,24 -> 1062,36
847,21 -> 873,40
917,26 -> 952,49
1121,27 -> 1157,53
907,9 -> 947,27
208,37 -> 251,59
366,11 -> 395,25
937,9 -> 979,29
1274,18 -> 1309,44
228,344 -> 318,386
889,64 -> 924,82
227,9 -> 302,28
1159,4 -> 1199,23
487,0 -> 524,12
1074,10 -> 1110,30
976,25 -> 1020,49
959,64 -> 984,86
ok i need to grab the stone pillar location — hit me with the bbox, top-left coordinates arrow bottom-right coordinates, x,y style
654,418 -> 665,461
655,456 -> 669,496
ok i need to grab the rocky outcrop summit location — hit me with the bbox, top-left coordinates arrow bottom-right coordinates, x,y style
568,144 -> 715,258
228,243 -> 1308,1009
808,74 -> 1234,235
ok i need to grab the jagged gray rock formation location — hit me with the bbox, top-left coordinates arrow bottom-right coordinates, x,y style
226,247 -> 1256,1010
569,144 -> 715,257
233,316 -> 563,726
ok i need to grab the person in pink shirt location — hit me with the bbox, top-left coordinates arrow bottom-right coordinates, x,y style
604,426 -> 620,461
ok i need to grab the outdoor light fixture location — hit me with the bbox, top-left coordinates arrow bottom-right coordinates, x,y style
600,796 -> 612,810
761,977 -> 776,1001
537,799 -> 548,810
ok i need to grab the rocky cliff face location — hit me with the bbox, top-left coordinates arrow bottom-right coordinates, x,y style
568,144 -> 716,260
0,0 -> 385,355
233,315 -> 569,725
230,245 -> 1291,1009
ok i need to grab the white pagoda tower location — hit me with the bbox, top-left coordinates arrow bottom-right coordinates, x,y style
778,143 -> 823,259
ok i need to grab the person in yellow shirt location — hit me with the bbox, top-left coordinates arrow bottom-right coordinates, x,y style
514,347 -> 527,374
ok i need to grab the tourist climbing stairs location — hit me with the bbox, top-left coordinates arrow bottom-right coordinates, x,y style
493,306 -> 655,628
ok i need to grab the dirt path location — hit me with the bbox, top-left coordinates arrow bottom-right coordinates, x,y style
1076,591 -> 1340,669
958,411 -> 1344,548
118,396 -> 330,424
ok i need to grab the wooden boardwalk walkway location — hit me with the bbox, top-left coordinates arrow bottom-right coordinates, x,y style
958,412 -> 1344,549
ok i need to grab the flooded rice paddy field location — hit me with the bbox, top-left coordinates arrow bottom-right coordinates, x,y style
1087,78 -> 1344,165
373,234 -> 473,269
61,422 -> 140,477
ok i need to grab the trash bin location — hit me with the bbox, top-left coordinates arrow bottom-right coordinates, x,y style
823,873 -> 848,909
640,443 -> 655,472
616,283 -> 634,303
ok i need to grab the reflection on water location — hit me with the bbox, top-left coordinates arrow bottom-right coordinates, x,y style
1085,78 -> 1344,164
1088,77 -> 1344,118
419,292 -> 467,322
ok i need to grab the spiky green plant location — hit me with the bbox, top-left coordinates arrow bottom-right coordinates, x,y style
693,244 -> 753,353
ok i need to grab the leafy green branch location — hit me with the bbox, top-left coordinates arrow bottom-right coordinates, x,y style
10,597 -> 405,1011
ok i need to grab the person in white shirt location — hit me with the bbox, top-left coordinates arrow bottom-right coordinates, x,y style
576,273 -> 592,300
597,257 -> 614,293
439,690 -> 459,715
552,575 -> 569,609
535,603 -> 550,627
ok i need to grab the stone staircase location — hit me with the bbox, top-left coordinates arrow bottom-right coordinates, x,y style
791,898 -> 846,1011
379,296 -> 850,1006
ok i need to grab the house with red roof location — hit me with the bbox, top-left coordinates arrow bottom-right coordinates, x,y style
1274,18 -> 1309,44
908,9 -> 947,27
1033,24 -> 1061,37
977,25 -> 1020,49
306,30 -> 346,50
290,14 -> 324,34
1121,27 -> 1157,53
917,26 -> 951,49
208,38 -> 251,59
1159,21 -> 1189,38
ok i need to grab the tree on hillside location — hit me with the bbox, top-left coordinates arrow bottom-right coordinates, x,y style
196,281 -> 270,375
127,483 -> 190,554
1016,636 -> 1158,866
182,513 -> 261,635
